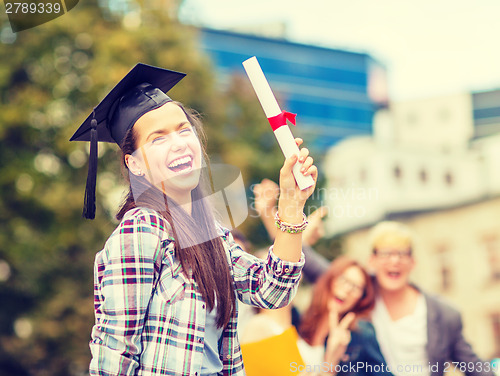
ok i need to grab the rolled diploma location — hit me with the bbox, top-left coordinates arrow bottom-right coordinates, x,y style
242,56 -> 314,190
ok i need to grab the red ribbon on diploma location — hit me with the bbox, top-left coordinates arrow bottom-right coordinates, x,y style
267,110 -> 297,131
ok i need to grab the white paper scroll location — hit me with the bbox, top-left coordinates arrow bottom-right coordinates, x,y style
242,56 -> 314,190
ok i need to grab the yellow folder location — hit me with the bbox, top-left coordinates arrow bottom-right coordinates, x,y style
241,326 -> 305,376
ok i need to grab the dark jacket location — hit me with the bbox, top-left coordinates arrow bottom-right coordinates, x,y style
337,320 -> 393,376
424,292 -> 494,376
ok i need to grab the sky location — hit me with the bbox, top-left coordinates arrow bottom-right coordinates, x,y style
179,0 -> 500,101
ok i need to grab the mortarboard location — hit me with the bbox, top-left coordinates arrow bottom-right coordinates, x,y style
70,63 -> 186,219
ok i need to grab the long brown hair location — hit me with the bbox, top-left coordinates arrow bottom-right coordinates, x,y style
116,102 -> 236,328
299,256 -> 375,345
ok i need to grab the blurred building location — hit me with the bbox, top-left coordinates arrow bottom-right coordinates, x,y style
197,27 -> 388,153
324,90 -> 500,235
323,89 -> 500,359
323,93 -> 485,235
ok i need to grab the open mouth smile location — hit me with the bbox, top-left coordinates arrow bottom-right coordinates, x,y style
167,155 -> 193,173
387,271 -> 401,279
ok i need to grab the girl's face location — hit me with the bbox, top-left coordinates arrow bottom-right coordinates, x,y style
126,102 -> 202,202
329,265 -> 366,314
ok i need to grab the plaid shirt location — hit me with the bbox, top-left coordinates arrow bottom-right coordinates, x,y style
90,207 -> 304,376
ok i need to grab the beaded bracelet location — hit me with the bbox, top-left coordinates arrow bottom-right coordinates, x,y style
274,212 -> 308,234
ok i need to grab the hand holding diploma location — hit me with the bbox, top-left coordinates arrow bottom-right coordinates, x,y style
242,56 -> 315,191
278,137 -> 317,223
272,137 -> 317,262
243,56 -> 317,263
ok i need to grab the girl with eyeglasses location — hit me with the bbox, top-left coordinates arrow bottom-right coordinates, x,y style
299,256 -> 392,376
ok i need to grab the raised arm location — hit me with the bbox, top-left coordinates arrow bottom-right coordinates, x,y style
272,138 -> 317,262
253,176 -> 329,282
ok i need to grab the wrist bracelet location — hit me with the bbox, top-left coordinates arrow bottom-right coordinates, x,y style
274,212 -> 308,234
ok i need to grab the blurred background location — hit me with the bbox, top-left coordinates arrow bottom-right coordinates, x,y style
1,0 -> 499,374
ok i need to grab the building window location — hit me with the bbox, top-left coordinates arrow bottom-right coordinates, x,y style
419,169 -> 428,183
436,244 -> 452,291
491,313 -> 500,357
482,235 -> 500,282
444,171 -> 453,186
393,165 -> 402,180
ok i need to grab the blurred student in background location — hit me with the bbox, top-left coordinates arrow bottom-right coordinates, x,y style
299,256 -> 391,376
369,221 -> 494,376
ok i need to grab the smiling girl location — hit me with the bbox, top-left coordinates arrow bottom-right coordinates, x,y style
71,63 -> 317,376
299,257 -> 391,376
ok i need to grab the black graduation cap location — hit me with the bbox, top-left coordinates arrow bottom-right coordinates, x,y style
70,63 -> 186,219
